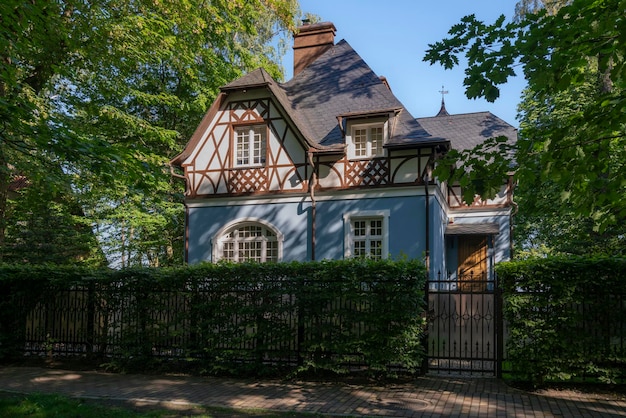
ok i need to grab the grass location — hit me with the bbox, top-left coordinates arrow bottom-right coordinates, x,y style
0,392 -> 326,418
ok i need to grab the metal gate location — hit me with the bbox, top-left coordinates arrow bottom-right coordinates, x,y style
425,272 -> 503,376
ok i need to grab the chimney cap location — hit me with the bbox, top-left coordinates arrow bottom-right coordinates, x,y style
295,21 -> 336,34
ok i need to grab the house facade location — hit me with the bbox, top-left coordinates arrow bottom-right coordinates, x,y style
171,22 -> 517,283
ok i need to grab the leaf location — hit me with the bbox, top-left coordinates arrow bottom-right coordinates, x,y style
424,0 -> 626,252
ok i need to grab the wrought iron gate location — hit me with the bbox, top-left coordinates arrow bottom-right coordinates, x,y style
425,272 -> 503,376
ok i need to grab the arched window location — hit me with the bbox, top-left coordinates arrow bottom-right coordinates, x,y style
213,219 -> 283,263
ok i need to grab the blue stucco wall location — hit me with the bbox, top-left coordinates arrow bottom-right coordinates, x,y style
315,195 -> 428,260
186,194 -> 511,268
186,194 -> 431,264
428,195 -> 448,279
187,200 -> 311,263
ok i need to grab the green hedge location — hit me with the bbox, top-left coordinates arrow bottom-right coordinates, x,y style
0,259 -> 427,377
496,256 -> 626,384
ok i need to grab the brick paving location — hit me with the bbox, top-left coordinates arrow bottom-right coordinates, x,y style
1,366 -> 626,417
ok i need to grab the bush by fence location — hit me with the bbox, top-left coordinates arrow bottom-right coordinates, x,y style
497,256 -> 626,385
0,259 -> 427,377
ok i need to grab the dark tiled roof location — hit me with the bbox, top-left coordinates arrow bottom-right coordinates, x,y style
416,111 -> 517,152
218,40 -> 447,152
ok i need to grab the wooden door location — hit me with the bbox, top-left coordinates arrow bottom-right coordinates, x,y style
458,235 -> 487,292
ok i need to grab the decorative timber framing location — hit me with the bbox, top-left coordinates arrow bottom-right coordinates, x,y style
183,98 -> 310,198
447,174 -> 515,209
183,97 -> 437,198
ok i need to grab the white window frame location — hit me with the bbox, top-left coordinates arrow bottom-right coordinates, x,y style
212,218 -> 283,263
347,120 -> 387,160
233,125 -> 267,167
343,210 -> 390,259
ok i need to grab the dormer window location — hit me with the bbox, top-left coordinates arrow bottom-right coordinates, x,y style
234,125 -> 266,167
348,121 -> 387,159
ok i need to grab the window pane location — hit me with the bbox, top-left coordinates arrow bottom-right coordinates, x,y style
354,128 -> 367,157
353,220 -> 366,236
369,219 -> 382,236
239,241 -> 263,262
369,239 -> 382,260
238,225 -> 262,238
223,242 -> 235,261
266,241 -> 278,262
252,126 -> 265,165
370,126 -> 383,155
236,129 -> 249,165
354,240 -> 366,257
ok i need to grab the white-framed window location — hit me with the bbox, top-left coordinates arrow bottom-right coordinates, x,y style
343,210 -> 390,260
213,219 -> 283,263
348,121 -> 386,159
234,125 -> 266,167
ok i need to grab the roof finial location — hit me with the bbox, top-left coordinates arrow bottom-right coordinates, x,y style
437,85 -> 450,116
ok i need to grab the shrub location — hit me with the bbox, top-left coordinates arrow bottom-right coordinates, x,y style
497,256 -> 626,384
0,259 -> 427,377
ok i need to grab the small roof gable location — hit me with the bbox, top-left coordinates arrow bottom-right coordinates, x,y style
220,67 -> 275,91
416,111 -> 517,152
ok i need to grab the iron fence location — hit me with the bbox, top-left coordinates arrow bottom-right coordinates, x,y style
16,276 -> 422,372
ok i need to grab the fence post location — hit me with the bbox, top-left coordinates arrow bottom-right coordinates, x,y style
297,276 -> 305,367
495,272 -> 504,378
86,282 -> 95,356
421,270 -> 430,375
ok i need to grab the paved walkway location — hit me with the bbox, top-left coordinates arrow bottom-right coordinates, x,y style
1,367 -> 626,417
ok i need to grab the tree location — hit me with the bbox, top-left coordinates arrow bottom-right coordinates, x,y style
1,0 -> 299,265
424,0 -> 625,250
2,175 -> 107,265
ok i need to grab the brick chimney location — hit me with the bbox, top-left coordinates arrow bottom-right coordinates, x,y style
293,21 -> 336,76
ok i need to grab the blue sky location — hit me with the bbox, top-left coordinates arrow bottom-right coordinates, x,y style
283,0 -> 526,127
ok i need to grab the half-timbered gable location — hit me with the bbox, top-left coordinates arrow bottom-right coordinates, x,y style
175,74 -> 314,198
172,21 -> 517,284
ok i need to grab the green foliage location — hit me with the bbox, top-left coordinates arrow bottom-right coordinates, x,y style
0,259 -> 427,377
2,178 -> 107,266
292,259 -> 426,375
513,65 -> 625,256
497,256 -> 626,384
424,0 -> 625,237
0,0 -> 299,266
432,135 -> 515,203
